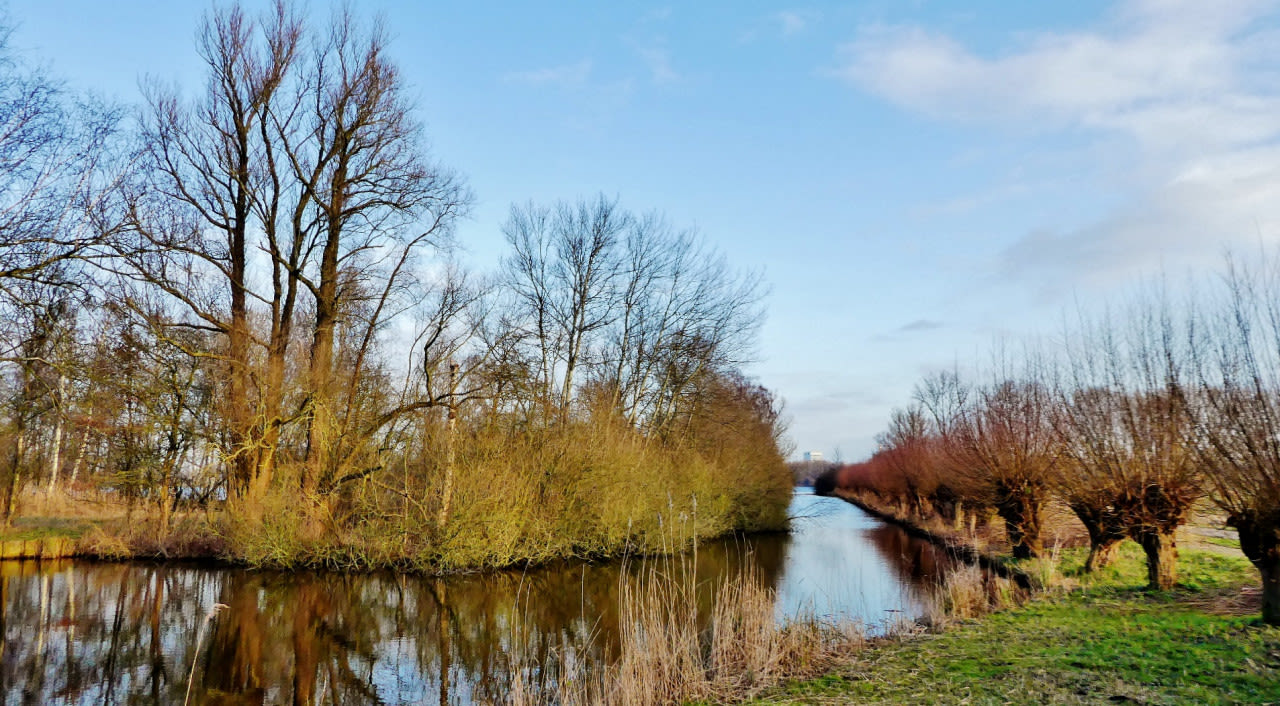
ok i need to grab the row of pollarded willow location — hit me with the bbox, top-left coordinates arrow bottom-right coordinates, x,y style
0,1 -> 792,570
836,263 -> 1280,625
1052,300 -> 1199,589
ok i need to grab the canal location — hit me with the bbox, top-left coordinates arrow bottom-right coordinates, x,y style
0,490 -> 962,704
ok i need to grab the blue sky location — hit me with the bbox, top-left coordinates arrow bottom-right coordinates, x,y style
12,0 -> 1280,460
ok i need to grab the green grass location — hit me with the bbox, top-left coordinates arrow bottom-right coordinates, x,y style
744,546 -> 1280,705
1055,541 -> 1256,592
1199,534 -> 1243,550
0,517 -> 90,542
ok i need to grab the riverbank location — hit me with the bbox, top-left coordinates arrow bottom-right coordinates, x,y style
0,511 -> 780,575
2,471 -> 794,573
830,491 -> 1034,589
743,541 -> 1280,705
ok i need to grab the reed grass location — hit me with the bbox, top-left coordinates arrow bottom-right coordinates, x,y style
183,602 -> 229,706
500,544 -> 864,706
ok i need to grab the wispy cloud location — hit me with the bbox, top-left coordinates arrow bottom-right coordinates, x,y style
834,0 -> 1280,289
776,11 -> 810,37
898,319 -> 944,333
643,7 -> 672,23
503,59 -> 593,88
741,9 -> 821,43
638,46 -> 681,85
776,376 -> 895,457
870,318 -> 947,343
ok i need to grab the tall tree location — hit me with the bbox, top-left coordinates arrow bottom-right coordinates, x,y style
503,195 -> 625,418
0,13 -> 122,522
123,1 -> 468,510
502,196 -> 764,430
125,2 -> 300,504
285,9 -> 468,497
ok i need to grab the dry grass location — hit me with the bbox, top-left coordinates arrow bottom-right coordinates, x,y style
1018,540 -> 1076,594
917,564 -> 1022,626
15,486 -> 129,521
1184,584 -> 1264,616
544,552 -> 1024,705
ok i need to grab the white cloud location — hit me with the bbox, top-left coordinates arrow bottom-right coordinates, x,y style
837,6 -> 1272,135
835,0 -> 1280,287
503,60 -> 593,88
998,144 -> 1280,291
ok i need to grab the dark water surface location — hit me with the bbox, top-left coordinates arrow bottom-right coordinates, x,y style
1,491 -> 960,704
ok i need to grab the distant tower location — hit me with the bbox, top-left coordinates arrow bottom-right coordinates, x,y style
803,451 -> 823,463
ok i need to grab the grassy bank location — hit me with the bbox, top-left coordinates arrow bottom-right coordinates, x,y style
745,543 -> 1280,705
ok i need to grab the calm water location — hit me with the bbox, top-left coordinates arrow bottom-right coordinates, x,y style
0,491 -> 960,705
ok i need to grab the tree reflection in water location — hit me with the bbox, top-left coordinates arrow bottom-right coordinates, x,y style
863,524 -> 960,588
0,495 -> 965,704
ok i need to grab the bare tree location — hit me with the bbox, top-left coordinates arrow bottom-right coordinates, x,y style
0,290 -> 76,524
123,2 -> 301,505
85,305 -> 211,533
502,195 -> 625,419
502,195 -> 764,432
0,12 -> 124,521
1185,254 -> 1280,622
934,353 -> 1058,560
0,19 -> 122,297
1054,298 -> 1200,587
122,1 -> 468,511
1050,386 -> 1130,572
285,7 -> 469,498
632,235 -> 764,439
875,405 -> 936,518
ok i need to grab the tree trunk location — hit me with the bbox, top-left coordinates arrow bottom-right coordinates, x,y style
1231,511 -> 1280,626
3,433 -> 25,528
250,321 -> 292,508
227,211 -> 253,502
997,491 -> 1043,560
1085,538 -> 1122,573
1136,530 -> 1177,590
67,431 -> 89,486
158,492 -> 171,541
437,362 -> 459,530
46,373 -> 66,494
1071,502 -> 1127,572
304,196 -> 343,500
1252,561 -> 1280,627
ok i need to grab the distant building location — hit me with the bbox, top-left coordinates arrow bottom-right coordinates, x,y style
803,451 -> 823,463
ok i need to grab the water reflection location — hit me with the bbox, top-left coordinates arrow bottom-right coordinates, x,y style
1,492 -> 961,704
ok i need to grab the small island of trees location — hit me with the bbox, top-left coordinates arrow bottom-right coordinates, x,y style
0,2 -> 792,572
